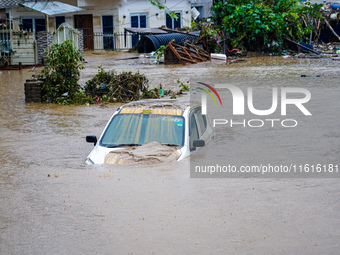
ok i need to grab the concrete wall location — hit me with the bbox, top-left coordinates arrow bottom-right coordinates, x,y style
37,30 -> 84,65
36,31 -> 52,65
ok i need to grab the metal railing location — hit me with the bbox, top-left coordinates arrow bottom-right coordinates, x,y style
0,19 -> 12,53
1,19 -> 12,66
82,32 -> 147,51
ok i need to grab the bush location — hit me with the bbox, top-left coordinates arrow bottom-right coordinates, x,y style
211,0 -> 322,52
41,39 -> 87,105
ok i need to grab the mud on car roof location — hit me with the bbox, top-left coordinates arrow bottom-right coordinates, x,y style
119,98 -> 201,116
120,98 -> 191,111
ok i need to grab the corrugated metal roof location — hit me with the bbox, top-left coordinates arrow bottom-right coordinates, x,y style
124,28 -> 168,34
0,0 -> 22,8
19,1 -> 84,15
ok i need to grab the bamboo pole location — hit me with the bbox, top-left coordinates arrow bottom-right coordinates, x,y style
323,18 -> 340,40
283,37 -> 320,55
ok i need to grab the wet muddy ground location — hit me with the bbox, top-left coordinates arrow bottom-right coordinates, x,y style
0,53 -> 339,254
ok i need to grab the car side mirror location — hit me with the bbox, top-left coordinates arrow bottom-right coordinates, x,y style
193,139 -> 205,148
191,139 -> 205,151
86,135 -> 97,146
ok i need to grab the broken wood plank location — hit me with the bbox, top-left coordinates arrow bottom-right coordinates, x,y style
167,42 -> 197,63
324,18 -> 340,41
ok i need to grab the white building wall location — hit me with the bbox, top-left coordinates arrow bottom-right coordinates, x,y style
117,0 -> 192,34
191,0 -> 213,18
11,8 -> 45,31
10,0 -> 191,50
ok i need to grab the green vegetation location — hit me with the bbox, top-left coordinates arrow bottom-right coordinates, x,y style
84,66 -> 152,102
148,0 -> 178,20
40,41 -> 188,105
177,79 -> 190,93
41,39 -> 87,105
211,0 -> 322,52
84,67 -> 187,103
154,44 -> 168,60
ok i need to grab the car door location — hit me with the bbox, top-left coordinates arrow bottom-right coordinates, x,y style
189,106 -> 213,151
189,106 -> 208,150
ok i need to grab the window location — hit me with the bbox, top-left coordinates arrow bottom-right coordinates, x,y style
102,15 -> 114,49
0,9 -> 7,20
22,18 -> 33,32
55,16 -> 65,29
190,114 -> 199,150
22,18 -> 46,35
0,18 -> 11,54
131,13 -> 147,28
195,108 -> 207,135
100,114 -> 185,147
166,12 -> 181,29
130,13 -> 147,47
35,19 -> 46,33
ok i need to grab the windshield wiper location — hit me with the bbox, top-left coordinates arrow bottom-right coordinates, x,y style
162,143 -> 179,147
106,144 -> 141,148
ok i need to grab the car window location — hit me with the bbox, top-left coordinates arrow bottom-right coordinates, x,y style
190,114 -> 199,149
195,108 -> 207,135
100,114 -> 185,147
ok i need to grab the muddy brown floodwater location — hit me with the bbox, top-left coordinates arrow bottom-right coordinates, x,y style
1,53 -> 339,254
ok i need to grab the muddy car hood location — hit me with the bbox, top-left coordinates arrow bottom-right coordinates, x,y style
88,141 -> 184,164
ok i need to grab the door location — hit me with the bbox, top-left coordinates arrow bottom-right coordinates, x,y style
74,15 -> 94,50
102,16 -> 114,49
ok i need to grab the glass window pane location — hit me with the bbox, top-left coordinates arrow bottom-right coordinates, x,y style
55,16 -> 65,29
190,115 -> 199,148
166,13 -> 172,29
131,15 -> 138,28
100,114 -> 184,147
35,19 -> 46,33
102,16 -> 113,34
196,109 -> 207,135
22,19 -> 33,32
143,115 -> 184,146
140,15 -> 147,28
174,13 -> 181,28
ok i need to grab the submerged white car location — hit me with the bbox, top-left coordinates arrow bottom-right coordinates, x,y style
85,98 -> 214,164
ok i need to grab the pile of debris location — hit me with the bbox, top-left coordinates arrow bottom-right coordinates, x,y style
84,67 -> 152,102
165,42 -> 211,64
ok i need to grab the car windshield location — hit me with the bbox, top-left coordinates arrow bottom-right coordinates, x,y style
100,114 -> 185,147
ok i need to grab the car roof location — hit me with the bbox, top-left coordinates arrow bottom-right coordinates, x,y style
122,98 -> 190,110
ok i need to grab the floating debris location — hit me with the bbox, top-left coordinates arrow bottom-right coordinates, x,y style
165,42 -> 210,64
300,75 -> 321,77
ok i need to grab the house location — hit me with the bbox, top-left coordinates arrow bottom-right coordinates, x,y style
7,0 -> 193,50
0,0 -> 21,63
191,0 -> 213,20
